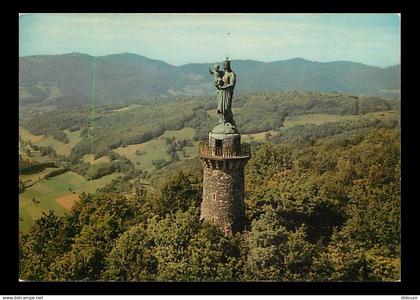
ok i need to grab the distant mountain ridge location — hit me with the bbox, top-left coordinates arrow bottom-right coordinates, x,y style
19,53 -> 400,108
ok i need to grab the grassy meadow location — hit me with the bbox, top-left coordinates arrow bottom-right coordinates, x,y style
19,171 -> 122,233
19,127 -> 83,157
114,127 -> 198,173
242,111 -> 399,143
81,154 -> 111,165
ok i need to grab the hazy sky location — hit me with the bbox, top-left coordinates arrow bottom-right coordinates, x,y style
19,13 -> 400,67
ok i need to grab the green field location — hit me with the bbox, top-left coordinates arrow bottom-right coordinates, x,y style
34,129 -> 83,156
19,127 -> 44,143
19,171 -> 122,233
19,127 -> 83,157
19,148 -> 55,164
283,111 -> 399,128
81,154 -> 111,165
241,114 -> 356,143
241,130 -> 278,143
19,167 -> 58,187
109,103 -> 143,112
242,112 -> 399,143
282,113 -> 361,128
114,127 -> 198,173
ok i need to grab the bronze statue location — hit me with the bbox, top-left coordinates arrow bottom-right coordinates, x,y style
210,58 -> 236,127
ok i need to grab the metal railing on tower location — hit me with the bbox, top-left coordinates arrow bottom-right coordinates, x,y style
199,141 -> 251,159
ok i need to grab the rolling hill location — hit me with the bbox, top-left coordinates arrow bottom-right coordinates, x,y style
19,53 -> 400,109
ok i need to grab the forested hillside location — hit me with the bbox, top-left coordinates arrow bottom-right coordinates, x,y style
19,53 -> 400,110
19,125 -> 400,281
20,91 -> 400,155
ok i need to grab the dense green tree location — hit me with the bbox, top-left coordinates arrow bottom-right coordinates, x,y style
101,224 -> 157,281
282,225 -> 317,281
20,211 -> 67,280
152,172 -> 201,217
146,208 -> 201,281
244,207 -> 288,280
245,143 -> 293,192
187,222 -> 243,281
45,193 -> 139,280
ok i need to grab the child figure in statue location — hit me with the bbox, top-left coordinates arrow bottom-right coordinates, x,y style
209,64 -> 224,88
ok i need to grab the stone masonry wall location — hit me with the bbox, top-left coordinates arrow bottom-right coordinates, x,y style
200,158 -> 247,234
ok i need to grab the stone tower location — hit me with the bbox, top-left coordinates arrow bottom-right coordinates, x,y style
198,123 -> 251,234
